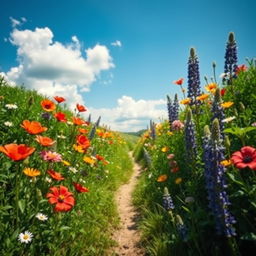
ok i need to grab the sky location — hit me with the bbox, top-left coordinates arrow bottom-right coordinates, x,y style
0,0 -> 255,132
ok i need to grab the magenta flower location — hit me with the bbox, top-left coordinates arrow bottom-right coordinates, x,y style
40,151 -> 62,162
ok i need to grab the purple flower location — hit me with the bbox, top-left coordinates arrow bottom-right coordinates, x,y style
167,94 -> 179,130
163,187 -> 175,211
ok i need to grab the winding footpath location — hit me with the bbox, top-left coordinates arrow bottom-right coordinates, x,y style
111,152 -> 145,256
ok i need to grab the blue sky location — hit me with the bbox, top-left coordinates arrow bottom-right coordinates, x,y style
0,0 -> 255,131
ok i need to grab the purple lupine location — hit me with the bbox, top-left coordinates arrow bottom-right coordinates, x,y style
187,48 -> 201,106
163,187 -> 175,211
202,120 -> 236,237
167,94 -> 179,130
88,116 -> 101,140
87,114 -> 91,124
211,88 -> 225,140
223,32 -> 238,84
150,120 -> 156,140
176,215 -> 188,242
184,108 -> 197,164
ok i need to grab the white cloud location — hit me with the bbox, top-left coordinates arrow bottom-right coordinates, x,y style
10,17 -> 21,27
2,26 -> 114,107
111,40 -> 122,47
87,96 -> 167,132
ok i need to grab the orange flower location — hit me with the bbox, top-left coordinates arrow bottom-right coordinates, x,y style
47,169 -> 65,180
46,186 -> 75,212
35,135 -> 55,146
220,159 -> 232,167
76,135 -> 90,149
73,183 -> 89,193
72,117 -> 85,126
0,144 -> 35,161
21,120 -> 48,134
221,101 -> 234,109
180,98 -> 191,105
73,144 -> 85,153
23,167 -> 41,177
196,94 -> 209,101
96,154 -> 105,161
205,83 -> 217,93
54,96 -> 65,103
54,112 -> 67,122
236,64 -> 247,74
157,174 -> 168,182
161,146 -> 169,153
76,104 -> 87,112
41,99 -> 56,112
78,128 -> 88,134
83,156 -> 96,165
173,78 -> 184,85
175,177 -> 182,184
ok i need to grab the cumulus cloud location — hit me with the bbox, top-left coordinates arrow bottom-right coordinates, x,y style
88,96 -> 167,132
2,26 -> 114,107
111,40 -> 122,47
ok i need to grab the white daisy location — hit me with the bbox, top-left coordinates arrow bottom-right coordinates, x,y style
45,177 -> 52,183
4,121 -> 13,127
69,167 -> 78,174
5,104 -> 18,109
35,213 -> 48,221
222,116 -> 236,123
57,135 -> 66,139
18,231 -> 33,244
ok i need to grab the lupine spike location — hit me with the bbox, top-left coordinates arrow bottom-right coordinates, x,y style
211,118 -> 220,142
87,114 -> 91,123
163,187 -> 175,211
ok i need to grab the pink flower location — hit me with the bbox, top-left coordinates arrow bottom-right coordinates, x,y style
40,151 -> 62,162
171,120 -> 184,131
167,154 -> 175,160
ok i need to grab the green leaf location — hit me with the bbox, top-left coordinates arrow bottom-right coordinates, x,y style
181,206 -> 190,213
241,232 -> 256,241
59,226 -> 71,231
226,172 -> 244,186
18,199 -> 26,214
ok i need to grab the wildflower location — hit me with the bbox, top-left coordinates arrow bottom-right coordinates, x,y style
18,231 -> 33,244
185,197 -> 195,204
167,131 -> 173,136
220,159 -> 232,167
176,215 -> 188,241
173,78 -> 184,85
187,48 -> 201,106
236,64 -> 247,74
35,213 -> 48,221
0,144 -> 35,161
76,104 -> 87,112
54,112 -> 67,122
163,187 -> 175,210
35,135 -> 55,146
167,153 -> 175,159
167,94 -> 179,130
21,120 -> 47,134
205,83 -> 217,93
196,93 -> 209,101
62,160 -> 71,166
69,167 -> 78,174
47,170 -> 65,180
161,146 -> 169,153
4,121 -> 13,127
220,88 -> 226,96
171,120 -> 184,131
57,134 -> 66,139
83,156 -> 96,165
175,178 -> 182,184
221,101 -> 234,108
73,144 -> 85,153
180,98 -> 191,105
76,135 -> 90,149
40,151 -> 62,162
222,116 -> 236,123
45,177 -> 52,183
54,96 -> 65,103
5,103 -> 18,109
41,112 -> 51,120
46,185 -> 75,212
252,122 -> 256,127
41,99 -> 56,112
23,168 -> 41,177
171,167 -> 179,173
72,117 -> 85,126
149,120 -> 156,140
96,154 -> 105,161
157,174 -> 168,182
73,183 -> 89,193
231,146 -> 256,170
79,128 -> 88,134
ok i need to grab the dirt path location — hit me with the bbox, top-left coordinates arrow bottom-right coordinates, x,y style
111,152 -> 145,256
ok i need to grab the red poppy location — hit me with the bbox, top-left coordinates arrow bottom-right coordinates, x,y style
54,96 -> 65,103
72,117 -> 85,126
35,135 -> 55,146
21,120 -> 48,134
76,104 -> 87,112
231,146 -> 256,170
76,135 -> 90,149
54,112 -> 67,122
46,186 -> 75,212
96,154 -> 105,161
0,144 -> 35,161
47,169 -> 65,180
73,183 -> 89,193
236,64 -> 247,75
173,78 -> 184,85
220,88 -> 226,96
41,99 -> 56,112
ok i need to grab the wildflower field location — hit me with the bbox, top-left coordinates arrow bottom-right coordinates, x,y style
133,32 -> 256,255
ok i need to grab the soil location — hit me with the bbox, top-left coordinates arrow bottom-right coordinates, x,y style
110,152 -> 145,256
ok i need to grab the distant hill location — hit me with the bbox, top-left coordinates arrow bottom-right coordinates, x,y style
123,129 -> 147,137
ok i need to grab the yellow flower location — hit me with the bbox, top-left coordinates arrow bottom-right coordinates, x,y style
157,174 -> 168,182
196,94 -> 209,101
180,98 -> 191,105
167,131 -> 173,136
62,160 -> 71,166
161,146 -> 169,153
205,83 -> 217,93
220,159 -> 232,167
221,101 -> 234,108
23,168 -> 41,177
175,177 -> 182,184
73,144 -> 84,153
83,156 -> 96,165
